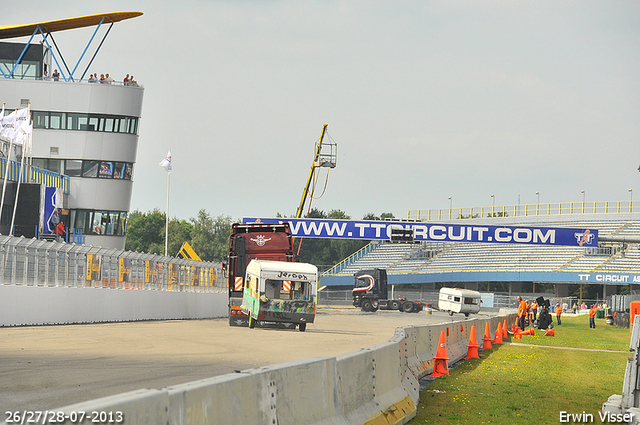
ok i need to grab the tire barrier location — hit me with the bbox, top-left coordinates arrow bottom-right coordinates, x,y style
6,313 -> 516,425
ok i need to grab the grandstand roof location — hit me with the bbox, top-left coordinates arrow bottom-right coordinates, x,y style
0,12 -> 143,39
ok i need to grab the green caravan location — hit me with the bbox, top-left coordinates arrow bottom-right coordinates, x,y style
241,259 -> 317,332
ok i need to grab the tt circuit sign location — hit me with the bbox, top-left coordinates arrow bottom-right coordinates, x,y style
242,218 -> 598,247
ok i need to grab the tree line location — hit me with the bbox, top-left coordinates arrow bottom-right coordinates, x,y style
124,208 -> 395,270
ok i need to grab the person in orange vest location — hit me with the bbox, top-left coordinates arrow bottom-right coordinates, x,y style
55,221 -> 66,242
517,296 -> 527,329
589,305 -> 597,328
531,300 -> 538,322
555,303 -> 562,325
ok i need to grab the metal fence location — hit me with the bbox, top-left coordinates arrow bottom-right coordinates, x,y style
0,235 -> 226,292
407,200 -> 639,221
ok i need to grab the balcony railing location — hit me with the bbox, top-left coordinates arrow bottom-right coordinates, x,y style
407,201 -> 639,221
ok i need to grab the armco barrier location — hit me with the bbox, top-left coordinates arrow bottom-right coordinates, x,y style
8,313 -> 516,425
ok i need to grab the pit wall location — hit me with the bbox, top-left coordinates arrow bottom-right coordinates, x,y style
29,313 -> 517,425
0,285 -> 228,326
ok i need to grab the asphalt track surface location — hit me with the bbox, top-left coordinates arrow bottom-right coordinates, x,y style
0,308 -> 467,414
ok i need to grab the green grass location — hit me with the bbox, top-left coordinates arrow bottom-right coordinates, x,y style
409,316 -> 631,424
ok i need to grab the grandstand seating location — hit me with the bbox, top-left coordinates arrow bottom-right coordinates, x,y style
325,217 -> 640,277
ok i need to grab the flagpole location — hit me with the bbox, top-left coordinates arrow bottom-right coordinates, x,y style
159,150 -> 172,257
165,171 -> 170,256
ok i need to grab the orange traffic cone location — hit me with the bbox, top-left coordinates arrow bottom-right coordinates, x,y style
514,332 -> 522,339
430,331 -> 450,377
516,328 -> 535,337
465,325 -> 480,359
493,322 -> 503,344
502,319 -> 508,339
482,322 -> 493,350
544,327 -> 555,336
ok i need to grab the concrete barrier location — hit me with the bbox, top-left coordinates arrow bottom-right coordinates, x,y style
603,314 -> 640,424
6,313 -> 516,425
0,285 -> 228,326
168,357 -> 345,425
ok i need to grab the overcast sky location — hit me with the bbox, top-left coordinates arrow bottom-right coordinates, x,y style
4,1 -> 640,222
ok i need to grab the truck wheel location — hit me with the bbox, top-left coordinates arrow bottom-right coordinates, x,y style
402,301 -> 414,313
362,300 -> 373,312
390,300 -> 400,310
412,303 -> 422,313
464,313 -> 470,318
449,310 -> 454,316
249,316 -> 256,328
299,323 -> 307,332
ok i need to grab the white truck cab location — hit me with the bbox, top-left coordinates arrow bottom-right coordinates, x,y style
241,259 -> 317,331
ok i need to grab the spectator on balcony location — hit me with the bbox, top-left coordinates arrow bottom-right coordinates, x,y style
43,70 -> 50,80
123,74 -> 130,85
52,69 -> 60,81
88,73 -> 97,83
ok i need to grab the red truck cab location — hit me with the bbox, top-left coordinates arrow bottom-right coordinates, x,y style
227,222 -> 293,326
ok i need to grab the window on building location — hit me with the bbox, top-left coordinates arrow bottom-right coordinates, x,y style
49,112 -> 65,130
92,211 -> 108,235
82,161 -> 99,178
64,160 -> 82,177
99,161 -> 113,178
33,111 -> 49,129
71,210 -> 92,235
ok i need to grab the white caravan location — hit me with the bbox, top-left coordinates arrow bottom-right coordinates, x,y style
438,287 -> 482,317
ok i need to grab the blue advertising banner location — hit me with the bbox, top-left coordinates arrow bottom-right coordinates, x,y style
242,217 -> 598,247
43,187 -> 62,235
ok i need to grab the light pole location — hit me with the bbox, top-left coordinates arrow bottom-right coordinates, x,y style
536,191 -> 539,204
448,196 -> 452,209
581,190 -> 585,214
491,194 -> 495,216
630,188 -> 633,212
536,191 -> 540,215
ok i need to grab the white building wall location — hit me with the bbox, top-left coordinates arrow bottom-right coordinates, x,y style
0,77 -> 144,250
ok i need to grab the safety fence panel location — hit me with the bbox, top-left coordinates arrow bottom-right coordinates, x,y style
0,235 -> 225,292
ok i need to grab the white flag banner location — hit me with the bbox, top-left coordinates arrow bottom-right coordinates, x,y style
0,108 -> 29,144
159,150 -> 172,172
15,122 -> 32,147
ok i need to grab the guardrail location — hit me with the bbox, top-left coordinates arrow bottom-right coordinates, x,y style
408,201 -> 639,221
23,313 -> 516,425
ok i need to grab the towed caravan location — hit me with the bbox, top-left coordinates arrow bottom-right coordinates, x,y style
241,259 -> 317,331
438,287 -> 482,317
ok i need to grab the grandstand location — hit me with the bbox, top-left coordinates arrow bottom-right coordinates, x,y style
320,204 -> 640,301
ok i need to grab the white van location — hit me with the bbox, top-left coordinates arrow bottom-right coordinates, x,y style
438,287 -> 482,317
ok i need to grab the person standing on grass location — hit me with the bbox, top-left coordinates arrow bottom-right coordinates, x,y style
531,300 -> 538,321
589,305 -> 597,328
556,303 -> 562,325
517,296 -> 527,330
